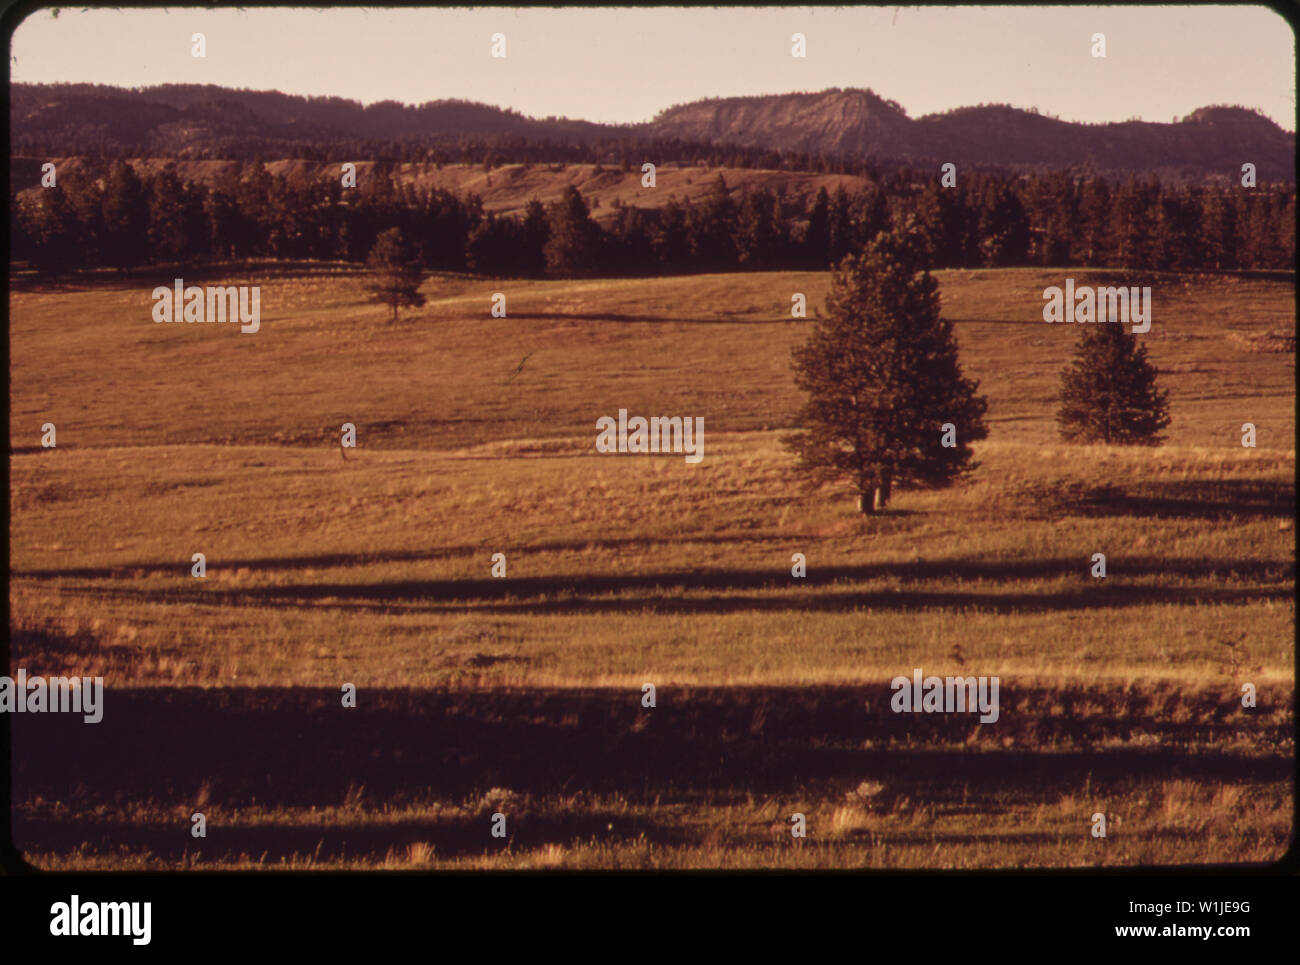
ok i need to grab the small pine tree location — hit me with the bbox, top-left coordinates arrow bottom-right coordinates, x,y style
364,227 -> 426,323
1057,323 -> 1170,445
786,222 -> 988,514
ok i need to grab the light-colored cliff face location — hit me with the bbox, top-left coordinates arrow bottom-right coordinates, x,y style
646,89 -> 916,158
647,88 -> 1295,173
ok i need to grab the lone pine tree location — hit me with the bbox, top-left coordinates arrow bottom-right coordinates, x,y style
1057,322 -> 1170,445
365,227 -> 426,322
786,223 -> 988,514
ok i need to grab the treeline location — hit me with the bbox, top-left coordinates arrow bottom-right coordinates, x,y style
12,159 -> 1295,277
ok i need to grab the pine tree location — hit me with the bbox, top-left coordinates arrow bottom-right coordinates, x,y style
364,227 -> 426,323
1238,191 -> 1275,270
734,187 -> 778,269
1028,172 -> 1075,266
543,185 -> 602,277
651,198 -> 691,272
19,186 -> 79,273
1198,189 -> 1237,272
1057,323 -> 1170,445
1076,177 -> 1111,266
1109,177 -> 1156,269
608,203 -> 655,275
64,167 -> 106,267
785,222 -> 988,514
520,199 -> 550,277
804,186 -> 831,268
688,174 -> 737,270
851,185 -> 891,256
101,160 -> 149,267
1151,189 -> 1200,271
827,184 -> 854,264
236,160 -> 276,256
1275,191 -> 1297,269
975,181 -> 1029,267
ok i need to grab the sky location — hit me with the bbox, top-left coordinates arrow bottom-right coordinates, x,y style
9,5 -> 1296,131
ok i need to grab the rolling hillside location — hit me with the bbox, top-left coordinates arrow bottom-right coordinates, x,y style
12,83 -> 1294,180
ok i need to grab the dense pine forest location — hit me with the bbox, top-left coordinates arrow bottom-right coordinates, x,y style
12,157 -> 1295,277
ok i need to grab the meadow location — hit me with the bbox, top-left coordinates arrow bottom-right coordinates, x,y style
8,265 -> 1295,868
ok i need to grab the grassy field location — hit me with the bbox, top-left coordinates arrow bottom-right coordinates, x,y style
8,265 -> 1295,869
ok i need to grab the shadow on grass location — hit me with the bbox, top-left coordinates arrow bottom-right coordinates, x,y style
10,684 -> 1289,863
81,583 -> 1293,617
15,552 -> 1293,595
11,533 -> 803,580
13,477 -> 1290,584
51,552 -> 1293,616
1071,479 -> 1296,521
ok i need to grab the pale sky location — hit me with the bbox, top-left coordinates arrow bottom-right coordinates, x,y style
9,5 -> 1296,131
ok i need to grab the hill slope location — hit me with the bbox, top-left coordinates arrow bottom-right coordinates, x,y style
649,89 -> 1294,175
7,155 -> 875,223
11,83 -> 1294,179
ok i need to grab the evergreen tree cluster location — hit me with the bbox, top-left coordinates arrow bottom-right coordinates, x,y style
788,221 -> 1175,516
12,159 -> 1295,276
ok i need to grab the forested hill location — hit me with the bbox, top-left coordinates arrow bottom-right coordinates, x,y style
11,83 -> 1295,181
651,91 -> 1294,180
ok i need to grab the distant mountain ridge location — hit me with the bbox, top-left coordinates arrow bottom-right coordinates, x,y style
10,83 -> 1295,180
647,88 -> 1294,176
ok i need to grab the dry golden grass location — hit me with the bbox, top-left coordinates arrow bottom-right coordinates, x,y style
18,774 -> 1291,870
8,266 -> 1294,870
10,267 -> 1294,452
10,435 -> 1292,689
